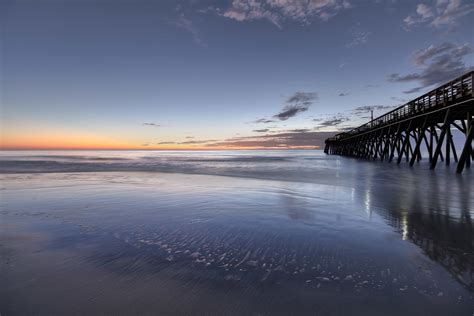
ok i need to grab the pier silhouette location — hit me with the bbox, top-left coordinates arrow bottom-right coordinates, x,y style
325,71 -> 474,173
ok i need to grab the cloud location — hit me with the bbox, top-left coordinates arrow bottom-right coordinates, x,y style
315,116 -> 350,128
310,104 -> 398,134
351,105 -> 395,116
253,128 -> 270,132
141,143 -> 150,146
387,42 -> 473,93
205,130 -> 336,148
346,29 -> 370,48
285,128 -> 312,133
312,105 -> 396,131
364,84 -> 378,88
339,92 -> 350,96
252,118 -> 275,124
143,122 -> 160,127
220,0 -> 352,28
274,91 -> 318,121
285,91 -> 318,106
338,126 -> 358,132
252,91 -> 318,123
274,105 -> 309,120
185,136 -> 195,139
179,139 -> 219,144
390,96 -> 408,103
404,0 -> 474,28
157,141 -> 176,145
175,12 -> 205,46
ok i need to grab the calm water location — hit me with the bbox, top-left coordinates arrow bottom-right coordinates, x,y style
0,150 -> 473,315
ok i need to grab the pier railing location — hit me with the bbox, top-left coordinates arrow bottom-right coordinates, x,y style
329,71 -> 474,141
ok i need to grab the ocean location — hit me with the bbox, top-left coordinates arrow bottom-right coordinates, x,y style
0,150 -> 473,315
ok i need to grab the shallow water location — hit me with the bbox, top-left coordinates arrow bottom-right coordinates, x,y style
0,150 -> 473,315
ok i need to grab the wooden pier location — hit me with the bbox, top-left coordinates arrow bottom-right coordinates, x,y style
324,71 -> 474,173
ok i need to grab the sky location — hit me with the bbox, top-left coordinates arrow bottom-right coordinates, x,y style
1,0 -> 474,150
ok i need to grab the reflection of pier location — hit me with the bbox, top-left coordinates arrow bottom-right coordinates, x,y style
350,165 -> 473,290
325,71 -> 474,173
388,211 -> 473,290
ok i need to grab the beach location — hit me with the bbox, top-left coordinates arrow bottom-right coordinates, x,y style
0,150 -> 473,315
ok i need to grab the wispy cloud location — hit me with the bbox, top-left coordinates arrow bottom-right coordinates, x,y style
179,139 -> 218,144
274,105 -> 309,120
404,0 -> 474,29
390,96 -> 408,103
285,128 -> 312,133
143,122 -> 160,127
351,105 -> 395,116
338,92 -> 350,96
157,141 -> 176,145
286,91 -> 318,106
364,84 -> 378,88
346,29 -> 370,48
314,116 -> 350,129
274,91 -> 318,121
220,0 -> 352,28
253,128 -> 270,132
205,130 -> 336,148
175,12 -> 205,46
387,42 -> 473,93
252,118 -> 275,124
313,104 -> 396,131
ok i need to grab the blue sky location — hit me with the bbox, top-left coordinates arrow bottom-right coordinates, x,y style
2,0 -> 474,149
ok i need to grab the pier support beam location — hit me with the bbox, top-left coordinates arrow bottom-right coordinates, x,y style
457,113 -> 473,173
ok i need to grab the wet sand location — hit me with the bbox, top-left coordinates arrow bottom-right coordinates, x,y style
1,167 -> 473,315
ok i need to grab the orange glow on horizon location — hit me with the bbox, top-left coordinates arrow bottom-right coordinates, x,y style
1,140 -> 321,151
1,132 -> 321,151
1,144 -> 321,151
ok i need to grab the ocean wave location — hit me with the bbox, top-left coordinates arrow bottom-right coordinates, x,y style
0,152 -> 341,186
0,155 -> 129,161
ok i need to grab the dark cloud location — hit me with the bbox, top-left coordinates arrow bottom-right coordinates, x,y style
315,116 -> 350,128
267,128 -> 312,133
338,126 -> 358,132
285,91 -> 318,107
253,128 -> 270,133
390,96 -> 407,103
286,128 -> 311,133
387,42 -> 473,94
274,105 -> 309,120
157,141 -> 175,145
274,91 -> 318,121
205,131 -> 336,149
143,122 -> 160,127
352,105 -> 395,116
339,92 -> 350,96
311,104 -> 397,133
253,118 -> 275,124
179,139 -> 218,144
180,140 -> 204,144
